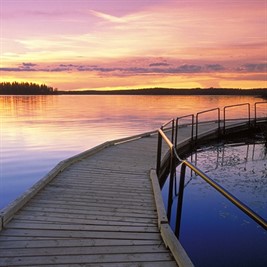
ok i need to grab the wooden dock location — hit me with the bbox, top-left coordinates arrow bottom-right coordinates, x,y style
1,115 -> 264,267
0,126 -> 197,267
0,102 -> 267,267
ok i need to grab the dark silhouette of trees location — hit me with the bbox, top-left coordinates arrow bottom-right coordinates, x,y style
1,82 -> 266,96
62,87 -> 267,96
0,82 -> 58,95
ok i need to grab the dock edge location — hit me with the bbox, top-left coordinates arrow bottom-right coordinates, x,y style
150,169 -> 195,267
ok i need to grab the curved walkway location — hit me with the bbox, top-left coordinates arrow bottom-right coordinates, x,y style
0,119 -> 255,266
0,127 -> 197,267
1,100 -> 266,267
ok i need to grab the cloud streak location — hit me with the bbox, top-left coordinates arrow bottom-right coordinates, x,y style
238,63 -> 267,72
2,62 -> 266,77
89,10 -> 127,23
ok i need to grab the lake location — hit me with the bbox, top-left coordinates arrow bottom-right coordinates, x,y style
0,94 -> 265,209
162,138 -> 267,266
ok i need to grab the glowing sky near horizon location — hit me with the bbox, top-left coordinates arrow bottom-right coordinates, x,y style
0,0 -> 266,90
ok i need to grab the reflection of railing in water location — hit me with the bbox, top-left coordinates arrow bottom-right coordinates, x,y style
192,141 -> 267,170
156,102 -> 267,239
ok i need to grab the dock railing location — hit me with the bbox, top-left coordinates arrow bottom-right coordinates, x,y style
175,114 -> 194,147
255,101 -> 267,124
223,103 -> 250,134
156,102 -> 267,239
195,108 -> 220,140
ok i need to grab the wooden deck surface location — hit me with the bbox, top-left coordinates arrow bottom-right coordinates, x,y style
0,121 -> 230,266
0,131 -> 180,266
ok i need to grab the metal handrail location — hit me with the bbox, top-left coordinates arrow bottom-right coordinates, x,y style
175,114 -> 194,147
177,154 -> 267,232
159,128 -> 174,149
158,128 -> 267,233
157,129 -> 177,218
161,119 -> 175,144
156,128 -> 174,175
255,101 -> 267,125
223,103 -> 250,134
156,103 -> 267,235
196,108 -> 220,141
161,118 -> 175,129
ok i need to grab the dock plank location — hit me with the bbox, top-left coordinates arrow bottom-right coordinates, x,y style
13,211 -> 157,225
0,228 -> 162,240
6,221 -> 159,233
0,252 -> 174,266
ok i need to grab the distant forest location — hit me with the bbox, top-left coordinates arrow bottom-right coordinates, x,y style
0,82 -> 58,95
0,82 -> 266,97
63,87 -> 267,96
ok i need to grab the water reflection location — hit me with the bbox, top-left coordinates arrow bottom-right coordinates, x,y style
0,95 -> 265,210
193,142 -> 267,216
162,136 -> 267,267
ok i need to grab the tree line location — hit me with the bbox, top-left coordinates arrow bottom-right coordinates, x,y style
62,87 -> 267,96
1,82 -> 266,96
0,82 -> 58,95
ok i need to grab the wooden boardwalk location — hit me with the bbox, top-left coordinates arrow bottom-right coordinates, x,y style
0,118 -> 258,267
0,125 -> 198,267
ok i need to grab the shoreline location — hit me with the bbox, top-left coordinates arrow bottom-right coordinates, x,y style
1,87 -> 267,96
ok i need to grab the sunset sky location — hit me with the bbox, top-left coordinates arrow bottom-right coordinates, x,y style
0,0 -> 266,91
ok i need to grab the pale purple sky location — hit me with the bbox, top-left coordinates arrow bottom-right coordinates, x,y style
1,0 -> 266,90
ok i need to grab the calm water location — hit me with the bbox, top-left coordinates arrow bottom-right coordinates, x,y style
0,95 -> 265,210
162,139 -> 267,266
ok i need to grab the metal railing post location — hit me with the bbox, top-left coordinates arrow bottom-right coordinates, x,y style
171,119 -> 175,144
248,103 -> 251,126
175,163 -> 186,239
255,102 -> 267,126
223,103 -> 251,134
255,102 -> 257,126
167,147 -> 175,220
175,115 -> 194,148
217,108 -> 221,137
191,115 -> 194,142
156,131 -> 163,176
223,106 -> 226,135
196,108 -> 220,141
175,118 -> 179,148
